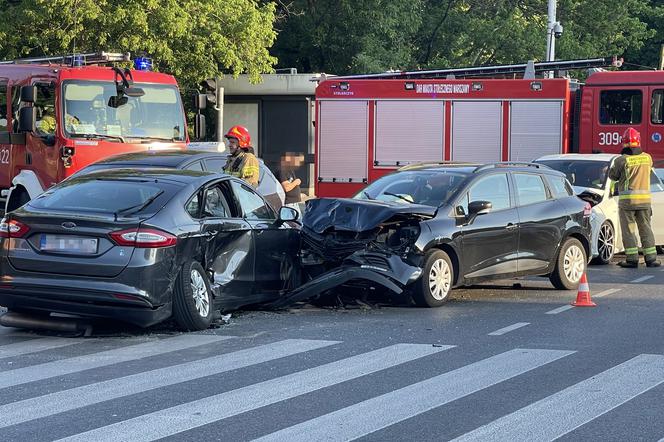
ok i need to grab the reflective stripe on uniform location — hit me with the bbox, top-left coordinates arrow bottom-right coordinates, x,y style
242,166 -> 260,177
625,247 -> 639,255
620,189 -> 650,195
644,247 -> 657,255
619,194 -> 652,200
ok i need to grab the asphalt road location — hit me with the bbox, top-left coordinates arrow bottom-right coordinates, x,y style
1,260 -> 663,441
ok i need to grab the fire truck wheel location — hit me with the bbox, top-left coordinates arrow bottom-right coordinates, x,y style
172,261 -> 214,331
413,249 -> 453,307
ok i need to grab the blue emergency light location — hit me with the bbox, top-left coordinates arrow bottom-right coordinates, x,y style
134,57 -> 153,71
72,54 -> 84,67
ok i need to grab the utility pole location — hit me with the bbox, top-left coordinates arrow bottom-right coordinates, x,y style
545,0 -> 563,78
545,0 -> 557,62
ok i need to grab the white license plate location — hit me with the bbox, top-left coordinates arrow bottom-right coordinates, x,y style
39,235 -> 98,254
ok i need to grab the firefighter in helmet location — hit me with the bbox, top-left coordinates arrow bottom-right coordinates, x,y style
608,127 -> 661,268
222,125 -> 260,187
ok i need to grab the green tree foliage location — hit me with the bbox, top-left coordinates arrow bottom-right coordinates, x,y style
273,0 -> 662,75
273,0 -> 423,73
0,0 -> 278,87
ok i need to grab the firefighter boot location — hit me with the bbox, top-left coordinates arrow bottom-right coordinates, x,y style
618,260 -> 639,268
645,259 -> 661,268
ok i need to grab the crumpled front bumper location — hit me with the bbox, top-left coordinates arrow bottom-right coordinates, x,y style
270,251 -> 422,308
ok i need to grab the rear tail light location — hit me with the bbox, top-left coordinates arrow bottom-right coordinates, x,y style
109,228 -> 177,248
0,218 -> 30,238
583,202 -> 592,217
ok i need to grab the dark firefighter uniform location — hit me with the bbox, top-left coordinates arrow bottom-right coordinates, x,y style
608,128 -> 661,268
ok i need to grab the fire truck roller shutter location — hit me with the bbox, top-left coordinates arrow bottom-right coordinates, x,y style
509,101 -> 563,161
451,101 -> 502,163
318,100 -> 368,183
374,100 -> 444,167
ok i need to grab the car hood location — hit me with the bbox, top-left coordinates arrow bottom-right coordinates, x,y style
303,198 -> 436,233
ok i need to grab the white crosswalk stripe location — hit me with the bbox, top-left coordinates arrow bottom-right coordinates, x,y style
2,333 -> 663,442
452,354 -> 664,442
0,337 -> 88,359
56,343 -> 454,442
0,338 -> 338,429
0,334 -> 229,389
252,348 -> 573,442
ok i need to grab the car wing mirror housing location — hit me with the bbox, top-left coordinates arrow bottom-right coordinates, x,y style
466,200 -> 492,223
277,206 -> 299,225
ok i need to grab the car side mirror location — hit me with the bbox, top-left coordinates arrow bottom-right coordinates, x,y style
468,200 -> 492,216
277,206 -> 299,224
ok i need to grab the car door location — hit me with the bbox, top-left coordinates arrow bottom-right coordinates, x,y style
188,182 -> 255,301
649,170 -> 664,244
229,179 -> 300,296
457,172 -> 519,280
512,172 -> 567,273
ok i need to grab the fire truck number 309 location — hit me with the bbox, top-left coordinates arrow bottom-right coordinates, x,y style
598,132 -> 621,146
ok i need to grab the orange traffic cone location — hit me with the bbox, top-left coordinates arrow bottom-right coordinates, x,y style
572,272 -> 596,307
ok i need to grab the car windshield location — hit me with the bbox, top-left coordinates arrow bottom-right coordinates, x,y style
354,170 -> 468,207
29,178 -> 175,214
535,160 -> 610,190
62,81 -> 186,142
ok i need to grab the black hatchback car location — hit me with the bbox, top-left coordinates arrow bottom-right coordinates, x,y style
0,169 -> 300,330
292,162 -> 592,308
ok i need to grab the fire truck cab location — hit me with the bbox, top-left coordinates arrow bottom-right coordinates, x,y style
578,70 -> 664,158
0,52 -> 187,212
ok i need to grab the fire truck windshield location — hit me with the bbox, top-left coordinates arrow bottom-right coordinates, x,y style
62,81 -> 186,142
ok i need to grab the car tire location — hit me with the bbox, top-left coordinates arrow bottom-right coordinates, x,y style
413,249 -> 454,307
550,238 -> 587,290
173,261 -> 214,331
592,221 -> 615,265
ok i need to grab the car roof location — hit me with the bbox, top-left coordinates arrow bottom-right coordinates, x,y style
398,161 -> 560,176
71,167 -> 220,185
536,153 -> 619,162
92,150 -> 226,168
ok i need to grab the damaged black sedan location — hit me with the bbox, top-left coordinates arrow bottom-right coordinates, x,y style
288,163 -> 592,308
0,169 -> 300,331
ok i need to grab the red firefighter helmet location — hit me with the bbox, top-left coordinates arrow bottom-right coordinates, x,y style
224,125 -> 251,148
622,127 -> 641,148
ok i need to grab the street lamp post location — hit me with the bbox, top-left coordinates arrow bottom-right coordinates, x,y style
545,0 -> 563,78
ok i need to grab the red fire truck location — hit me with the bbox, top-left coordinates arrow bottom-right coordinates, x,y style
314,57 -> 664,197
0,52 -> 187,212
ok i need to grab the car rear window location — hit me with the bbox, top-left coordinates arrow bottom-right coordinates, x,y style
29,179 -> 179,214
535,160 -> 609,190
546,175 -> 573,198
